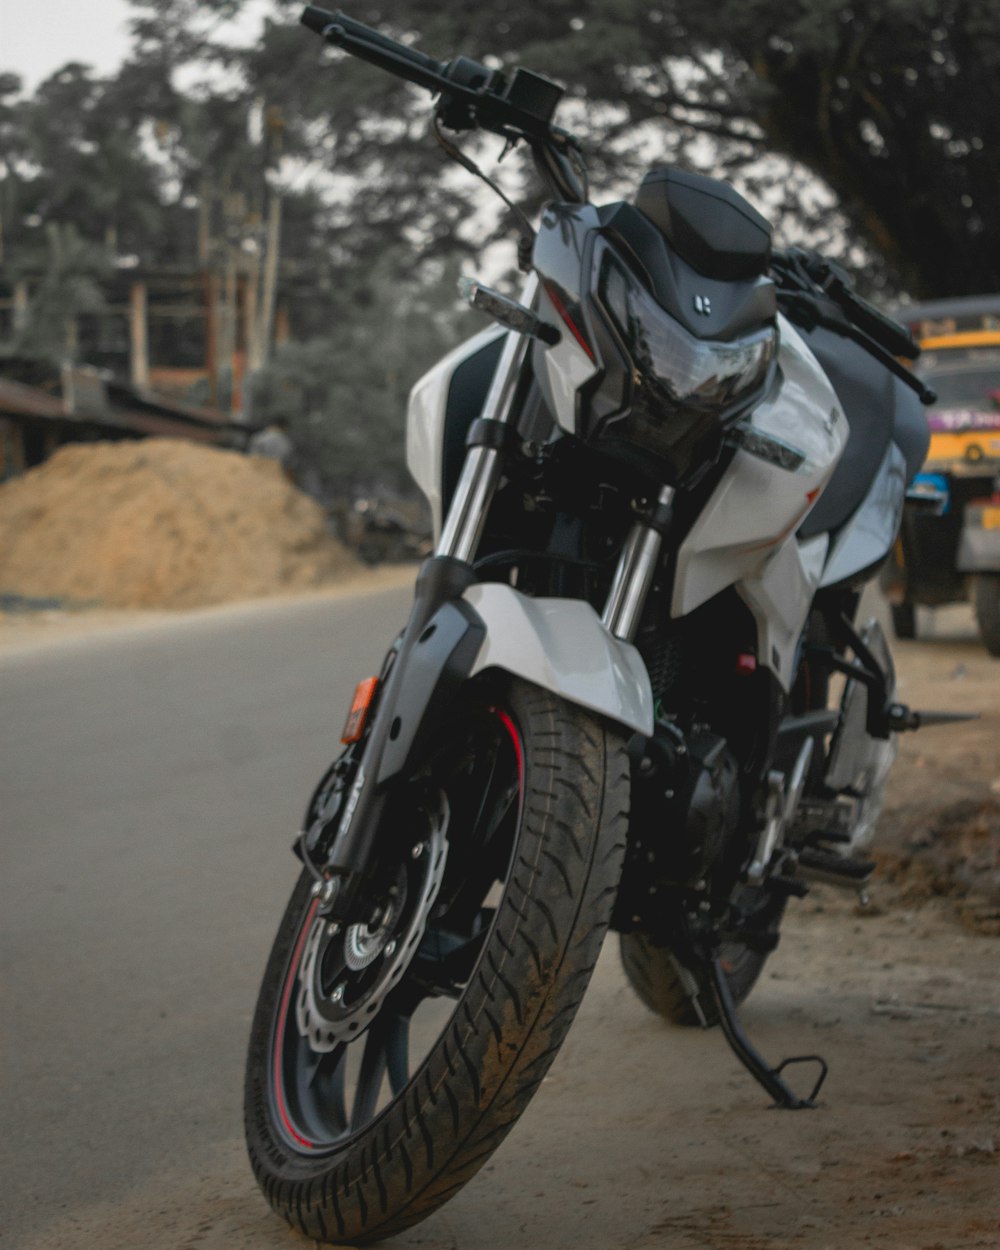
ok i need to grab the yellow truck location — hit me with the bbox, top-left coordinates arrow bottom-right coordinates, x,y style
882,295 -> 1000,654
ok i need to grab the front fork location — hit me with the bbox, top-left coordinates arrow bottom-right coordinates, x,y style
314,274 -> 673,919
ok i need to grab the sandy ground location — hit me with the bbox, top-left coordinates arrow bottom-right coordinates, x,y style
3,592 -> 998,1249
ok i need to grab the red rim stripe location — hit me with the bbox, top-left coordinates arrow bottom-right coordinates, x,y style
273,896 -> 320,1150
493,708 -> 525,816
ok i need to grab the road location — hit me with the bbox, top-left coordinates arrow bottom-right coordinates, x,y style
1,587 -> 997,1250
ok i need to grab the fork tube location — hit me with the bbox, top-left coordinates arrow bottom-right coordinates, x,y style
435,277 -> 537,563
602,485 -> 676,642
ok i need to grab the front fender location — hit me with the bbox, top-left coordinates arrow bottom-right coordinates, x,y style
463,583 -> 654,736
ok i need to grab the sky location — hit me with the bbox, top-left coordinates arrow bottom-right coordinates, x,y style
0,0 -> 276,93
1,0 -> 134,90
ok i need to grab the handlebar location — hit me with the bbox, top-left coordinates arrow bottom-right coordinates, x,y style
302,7 -> 448,91
300,6 -> 576,149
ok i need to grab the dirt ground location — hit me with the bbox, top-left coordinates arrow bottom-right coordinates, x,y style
4,595 -> 998,1250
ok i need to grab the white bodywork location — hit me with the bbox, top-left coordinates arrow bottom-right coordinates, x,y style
464,583 -> 654,735
406,308 -> 900,704
407,324 -> 504,539
672,315 -> 849,687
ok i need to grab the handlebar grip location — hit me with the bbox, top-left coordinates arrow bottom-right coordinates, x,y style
300,6 -> 446,78
301,4 -> 335,35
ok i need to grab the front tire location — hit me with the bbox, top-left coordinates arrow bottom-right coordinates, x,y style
244,678 -> 629,1244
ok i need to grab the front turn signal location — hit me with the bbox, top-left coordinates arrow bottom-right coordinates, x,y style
341,676 -> 378,744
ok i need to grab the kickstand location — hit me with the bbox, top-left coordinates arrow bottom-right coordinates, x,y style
707,957 -> 828,1109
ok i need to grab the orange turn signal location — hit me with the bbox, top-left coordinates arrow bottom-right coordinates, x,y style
341,676 -> 378,744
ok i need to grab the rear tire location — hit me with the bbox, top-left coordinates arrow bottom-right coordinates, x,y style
619,931 -> 768,1027
973,574 -> 1000,657
244,678 -> 629,1244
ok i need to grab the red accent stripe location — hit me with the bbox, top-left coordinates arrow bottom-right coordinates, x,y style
273,896 -> 319,1150
543,282 -> 595,362
493,708 -> 525,814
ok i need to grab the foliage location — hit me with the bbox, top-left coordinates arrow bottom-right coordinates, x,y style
2,0 -> 997,497
247,256 -> 466,496
1,223 -> 111,363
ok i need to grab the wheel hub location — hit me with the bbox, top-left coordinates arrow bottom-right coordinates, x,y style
343,887 -> 404,971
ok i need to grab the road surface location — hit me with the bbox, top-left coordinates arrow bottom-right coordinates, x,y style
1,587 -> 997,1250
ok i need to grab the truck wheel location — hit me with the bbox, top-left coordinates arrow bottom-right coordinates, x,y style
890,601 -> 917,640
973,574 -> 1000,656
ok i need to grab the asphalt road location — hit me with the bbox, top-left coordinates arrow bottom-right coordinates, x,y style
1,585 -> 411,1249
2,587 -> 997,1250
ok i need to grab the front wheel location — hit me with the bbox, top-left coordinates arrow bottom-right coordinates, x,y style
244,677 -> 629,1244
972,573 -> 1000,656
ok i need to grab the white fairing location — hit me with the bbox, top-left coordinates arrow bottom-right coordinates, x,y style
739,533 -> 829,688
406,324 -> 504,539
819,444 -> 907,588
672,316 -> 847,688
464,583 -> 654,735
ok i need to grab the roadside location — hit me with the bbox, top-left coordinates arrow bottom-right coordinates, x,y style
0,563 -> 416,657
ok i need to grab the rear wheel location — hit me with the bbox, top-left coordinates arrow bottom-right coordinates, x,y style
620,933 -> 767,1027
973,574 -> 1000,657
244,677 -> 629,1244
620,888 -> 784,1027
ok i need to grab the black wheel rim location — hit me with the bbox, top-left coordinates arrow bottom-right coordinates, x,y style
269,704 -> 524,1155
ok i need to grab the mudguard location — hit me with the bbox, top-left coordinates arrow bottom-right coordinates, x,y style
463,583 -> 654,736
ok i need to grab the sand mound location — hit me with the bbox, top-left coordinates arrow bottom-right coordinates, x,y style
0,438 -> 356,609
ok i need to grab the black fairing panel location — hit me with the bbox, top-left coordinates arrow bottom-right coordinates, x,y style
635,168 -> 772,282
797,323 -> 928,540
597,201 -> 776,340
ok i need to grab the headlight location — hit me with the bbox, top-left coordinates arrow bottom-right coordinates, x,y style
600,253 -> 776,411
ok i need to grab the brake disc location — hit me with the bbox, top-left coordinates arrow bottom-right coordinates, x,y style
295,793 -> 449,1052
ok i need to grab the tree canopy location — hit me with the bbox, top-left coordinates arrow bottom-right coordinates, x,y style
1,0 -> 997,492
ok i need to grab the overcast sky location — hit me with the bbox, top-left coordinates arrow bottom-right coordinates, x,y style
2,0 -> 134,90
1,0 -> 276,93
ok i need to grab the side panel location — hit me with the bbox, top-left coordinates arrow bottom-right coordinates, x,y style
737,533 -> 829,690
819,444 -> 907,587
671,315 -> 847,618
406,325 -> 505,539
463,583 -> 654,735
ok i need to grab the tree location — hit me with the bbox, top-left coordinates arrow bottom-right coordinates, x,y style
247,256 -> 465,497
375,0 -> 998,297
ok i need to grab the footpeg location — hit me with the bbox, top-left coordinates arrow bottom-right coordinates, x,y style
886,703 -> 978,732
707,956 -> 828,1109
795,846 -> 875,889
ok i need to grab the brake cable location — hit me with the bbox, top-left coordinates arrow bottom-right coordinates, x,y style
432,118 -> 538,271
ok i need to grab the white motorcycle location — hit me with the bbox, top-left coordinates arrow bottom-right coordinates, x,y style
244,10 -> 957,1243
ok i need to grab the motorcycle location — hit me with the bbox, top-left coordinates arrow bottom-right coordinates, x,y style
244,9 -> 960,1243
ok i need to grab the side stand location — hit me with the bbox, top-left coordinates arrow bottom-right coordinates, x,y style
707,956 -> 828,1109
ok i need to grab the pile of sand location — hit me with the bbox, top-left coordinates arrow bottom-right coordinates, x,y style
0,438 -> 357,610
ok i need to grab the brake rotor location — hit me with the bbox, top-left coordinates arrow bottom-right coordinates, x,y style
295,793 -> 449,1051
